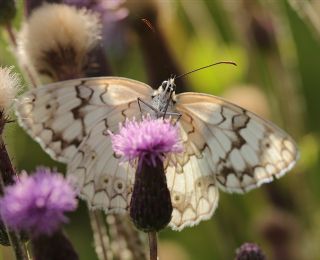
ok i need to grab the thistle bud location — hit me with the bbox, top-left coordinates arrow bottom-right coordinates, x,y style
235,243 -> 266,260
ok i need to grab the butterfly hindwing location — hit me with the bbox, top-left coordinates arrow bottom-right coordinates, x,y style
67,97 -> 154,213
175,92 -> 298,194
166,148 -> 219,231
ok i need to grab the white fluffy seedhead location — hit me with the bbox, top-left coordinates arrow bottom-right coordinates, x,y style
18,4 -> 102,81
0,67 -> 20,110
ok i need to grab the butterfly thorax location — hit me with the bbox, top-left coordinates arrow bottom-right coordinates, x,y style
151,78 -> 176,117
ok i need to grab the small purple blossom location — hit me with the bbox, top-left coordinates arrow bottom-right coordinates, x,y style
64,0 -> 128,21
64,0 -> 129,53
0,168 -> 78,236
235,242 -> 266,260
110,117 -> 183,166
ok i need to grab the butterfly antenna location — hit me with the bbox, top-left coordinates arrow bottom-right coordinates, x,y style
175,61 -> 237,79
141,18 -> 156,33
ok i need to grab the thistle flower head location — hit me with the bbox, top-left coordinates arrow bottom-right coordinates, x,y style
0,67 -> 20,110
18,4 -> 102,81
235,243 -> 266,260
110,116 -> 182,232
0,168 -> 78,236
65,0 -> 128,21
110,116 -> 183,166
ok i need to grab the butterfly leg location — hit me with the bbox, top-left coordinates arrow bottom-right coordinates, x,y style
160,111 -> 182,125
137,98 -> 181,123
137,97 -> 159,117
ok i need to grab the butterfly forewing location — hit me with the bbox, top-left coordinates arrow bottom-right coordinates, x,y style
175,92 -> 298,193
15,77 -> 153,163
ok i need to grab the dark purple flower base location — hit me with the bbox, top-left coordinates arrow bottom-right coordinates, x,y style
130,156 -> 172,232
32,230 -> 78,260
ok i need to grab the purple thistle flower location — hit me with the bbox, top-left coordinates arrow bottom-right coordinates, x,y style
0,168 -> 78,236
64,0 -> 129,54
235,242 -> 266,260
110,117 -> 183,232
110,116 -> 183,166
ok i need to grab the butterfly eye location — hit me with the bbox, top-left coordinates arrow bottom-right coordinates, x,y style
161,81 -> 168,88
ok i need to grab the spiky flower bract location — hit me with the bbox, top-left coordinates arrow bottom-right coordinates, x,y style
64,0 -> 128,53
0,168 -> 78,236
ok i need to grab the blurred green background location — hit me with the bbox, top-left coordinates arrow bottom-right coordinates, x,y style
1,0 -> 320,259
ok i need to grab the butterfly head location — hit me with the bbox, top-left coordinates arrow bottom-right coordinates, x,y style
158,76 -> 176,99
150,76 -> 177,116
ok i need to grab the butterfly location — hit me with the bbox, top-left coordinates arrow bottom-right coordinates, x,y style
15,76 -> 298,231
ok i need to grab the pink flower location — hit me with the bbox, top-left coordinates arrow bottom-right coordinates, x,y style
110,116 -> 183,166
0,168 -> 78,236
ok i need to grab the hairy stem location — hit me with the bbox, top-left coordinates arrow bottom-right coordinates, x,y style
5,23 -> 38,88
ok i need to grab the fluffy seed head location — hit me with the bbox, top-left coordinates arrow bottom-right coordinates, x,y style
0,168 -> 78,236
18,4 -> 102,81
110,116 -> 183,166
0,67 -> 20,110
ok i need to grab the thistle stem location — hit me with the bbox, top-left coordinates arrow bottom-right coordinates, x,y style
5,23 -> 17,47
0,116 -> 28,260
4,23 -> 38,88
148,231 -> 158,260
0,137 -> 16,187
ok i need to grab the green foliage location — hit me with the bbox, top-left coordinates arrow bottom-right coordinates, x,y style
1,0 -> 320,259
